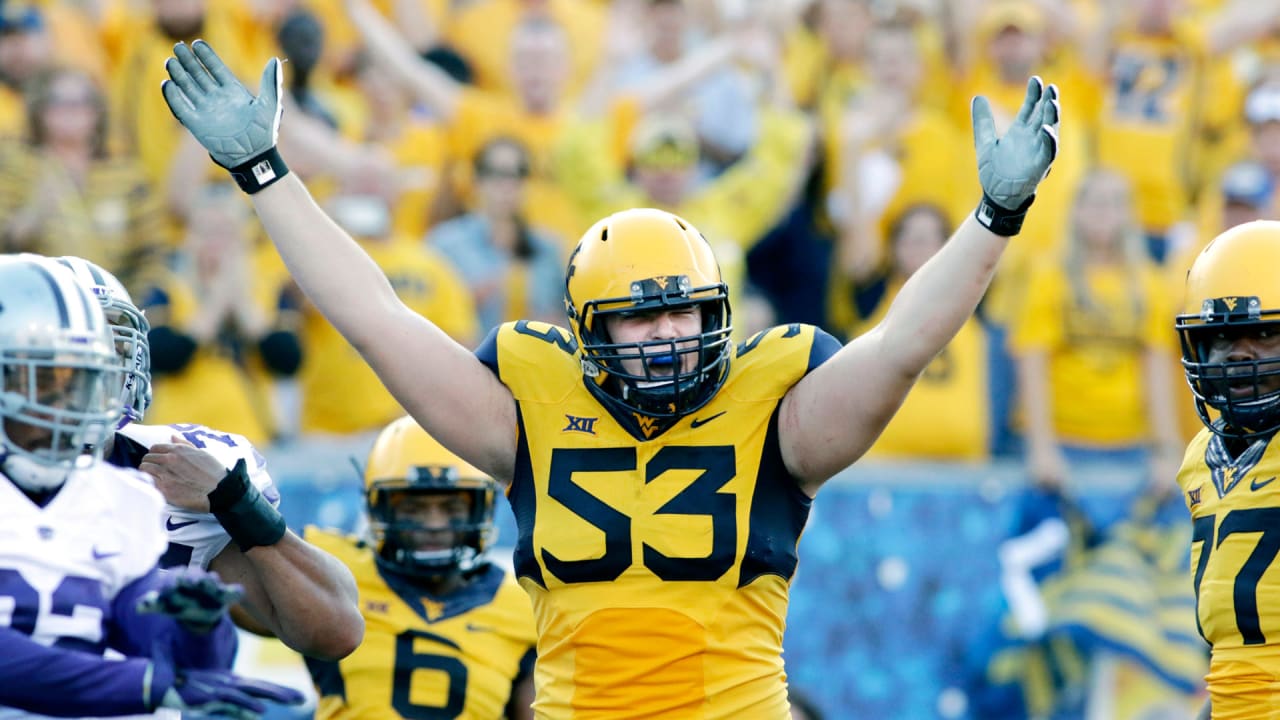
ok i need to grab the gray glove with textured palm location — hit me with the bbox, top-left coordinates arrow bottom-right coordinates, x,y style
161,40 -> 288,193
971,76 -> 1060,236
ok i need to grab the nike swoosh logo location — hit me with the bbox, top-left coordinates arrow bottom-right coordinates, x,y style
690,411 -> 726,429
92,547 -> 119,561
466,623 -> 495,633
1252,476 -> 1277,491
166,517 -> 200,531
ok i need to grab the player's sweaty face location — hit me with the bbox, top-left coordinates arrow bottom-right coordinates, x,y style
604,306 -> 703,380
392,491 -> 472,552
2,364 -> 81,453
1203,326 -> 1280,399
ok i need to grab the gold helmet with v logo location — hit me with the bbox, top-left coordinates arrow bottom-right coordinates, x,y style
364,416 -> 497,577
1177,220 -> 1280,438
564,208 -> 733,419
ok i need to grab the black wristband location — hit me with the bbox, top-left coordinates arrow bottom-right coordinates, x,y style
974,193 -> 1036,237
222,147 -> 289,195
207,458 -> 286,552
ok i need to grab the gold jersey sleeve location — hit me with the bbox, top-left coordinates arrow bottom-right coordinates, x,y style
475,321 -> 841,719
1177,430 -> 1280,714
303,528 -> 537,720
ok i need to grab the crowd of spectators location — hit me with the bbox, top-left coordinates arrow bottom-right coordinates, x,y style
13,1 -> 1280,715
7,0 -> 1279,469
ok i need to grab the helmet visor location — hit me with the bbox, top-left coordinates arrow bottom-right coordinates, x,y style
1177,314 -> 1280,437
1,349 -> 119,463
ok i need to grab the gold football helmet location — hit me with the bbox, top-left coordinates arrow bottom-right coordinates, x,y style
364,416 -> 497,577
1176,220 -> 1280,438
564,208 -> 732,418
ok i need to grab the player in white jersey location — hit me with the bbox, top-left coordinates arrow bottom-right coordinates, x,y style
0,254 -> 304,718
54,256 -> 363,660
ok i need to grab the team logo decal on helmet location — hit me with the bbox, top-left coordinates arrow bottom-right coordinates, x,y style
1177,221 -> 1280,439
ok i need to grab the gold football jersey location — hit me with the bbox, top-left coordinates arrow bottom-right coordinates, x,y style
303,528 -> 536,719
476,321 -> 841,719
1177,429 -> 1280,715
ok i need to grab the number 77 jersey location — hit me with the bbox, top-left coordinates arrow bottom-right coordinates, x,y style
1178,427 -> 1280,713
476,320 -> 841,720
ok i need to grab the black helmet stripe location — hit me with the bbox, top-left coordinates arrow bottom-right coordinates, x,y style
30,260 -> 72,329
54,256 -> 108,288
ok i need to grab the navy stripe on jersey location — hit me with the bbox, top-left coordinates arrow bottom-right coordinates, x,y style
510,405 -> 546,589
806,327 -> 842,374
30,260 -> 71,329
475,325 -> 501,376
106,431 -> 150,469
738,405 -> 811,588
304,657 -> 348,703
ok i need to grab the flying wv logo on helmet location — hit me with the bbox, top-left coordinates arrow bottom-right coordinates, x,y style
1178,221 -> 1280,439
563,209 -> 734,433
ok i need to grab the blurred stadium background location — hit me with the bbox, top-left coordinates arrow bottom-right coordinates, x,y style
6,0 -> 1279,716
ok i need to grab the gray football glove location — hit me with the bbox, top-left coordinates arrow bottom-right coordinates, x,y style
161,40 -> 288,193
136,568 -> 244,635
971,76 -> 1060,235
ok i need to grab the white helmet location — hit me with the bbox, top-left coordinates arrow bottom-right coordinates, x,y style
53,256 -> 151,426
0,255 -> 121,492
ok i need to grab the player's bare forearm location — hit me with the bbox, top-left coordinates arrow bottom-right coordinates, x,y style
780,215 -> 1007,487
780,78 -> 1057,489
251,175 -> 399,336
210,530 -> 363,660
165,41 -> 518,476
251,176 -> 518,477
881,214 -> 1006,373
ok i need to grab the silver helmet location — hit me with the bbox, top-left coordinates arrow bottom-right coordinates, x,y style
53,256 -> 151,426
0,255 -> 121,491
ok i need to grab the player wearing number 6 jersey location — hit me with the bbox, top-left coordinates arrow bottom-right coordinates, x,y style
52,256 -> 363,662
1176,221 -> 1280,718
304,416 -> 536,719
161,37 -> 1059,718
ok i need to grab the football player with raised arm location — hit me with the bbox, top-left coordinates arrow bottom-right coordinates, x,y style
1175,221 -> 1280,718
304,416 -> 536,719
0,254 -> 303,718
53,256 -> 363,662
161,40 -> 1059,718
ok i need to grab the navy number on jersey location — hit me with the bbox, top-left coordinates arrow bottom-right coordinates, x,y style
1192,508 -> 1280,645
541,445 -> 738,584
392,629 -> 468,719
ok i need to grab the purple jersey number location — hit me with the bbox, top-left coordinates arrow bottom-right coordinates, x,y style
169,423 -> 238,450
